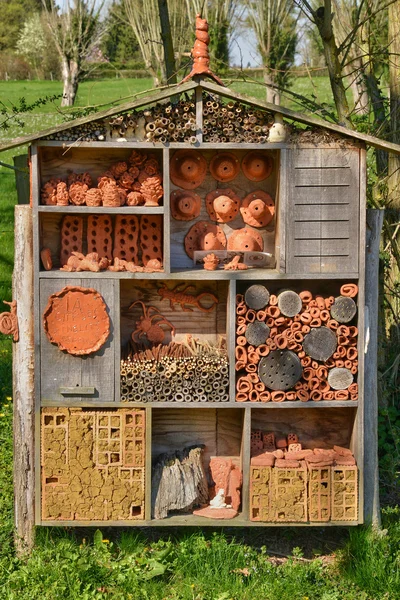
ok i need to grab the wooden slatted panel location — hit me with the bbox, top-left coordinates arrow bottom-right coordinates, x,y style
39,278 -> 116,403
287,148 -> 360,274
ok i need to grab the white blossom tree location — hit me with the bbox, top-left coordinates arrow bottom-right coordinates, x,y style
16,14 -> 47,78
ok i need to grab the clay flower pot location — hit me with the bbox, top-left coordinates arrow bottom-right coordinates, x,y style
170,189 -> 201,221
240,190 -> 275,228
203,253 -> 219,270
210,152 -> 240,182
206,188 -> 240,223
170,149 -> 207,189
242,151 -> 274,181
227,227 -> 264,252
184,220 -> 226,259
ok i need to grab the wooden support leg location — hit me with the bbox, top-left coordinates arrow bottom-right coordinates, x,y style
13,206 -> 35,555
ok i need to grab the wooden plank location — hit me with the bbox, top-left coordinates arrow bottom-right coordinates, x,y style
13,154 -> 30,204
363,209 -> 383,526
0,80 -> 198,152
293,239 -> 321,257
41,400 -> 358,409
228,280 -> 236,403
13,206 -> 35,555
294,221 -> 350,240
145,407 -> 152,521
39,517 -> 360,527
163,148 -> 171,273
295,168 -> 351,187
277,149 -> 287,272
294,186 -> 353,205
294,204 -> 350,221
241,407 -> 251,520
114,280 -> 121,402
38,206 -> 165,214
292,148 -> 353,168
216,408 -> 243,457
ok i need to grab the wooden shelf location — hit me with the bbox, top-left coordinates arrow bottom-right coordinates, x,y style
37,206 -> 164,214
40,400 -> 358,409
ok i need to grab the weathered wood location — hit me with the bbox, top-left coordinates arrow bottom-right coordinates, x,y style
245,321 -> 270,346
13,206 -> 35,555
277,290 -> 302,317
327,367 -> 353,390
258,350 -> 302,391
330,296 -> 357,323
303,327 -> 337,362
13,154 -> 30,204
363,209 -> 383,526
244,284 -> 270,310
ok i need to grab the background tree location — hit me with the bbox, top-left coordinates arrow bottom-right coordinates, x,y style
15,14 -> 47,79
41,0 -> 107,106
243,0 -> 297,104
0,0 -> 43,51
101,0 -> 140,65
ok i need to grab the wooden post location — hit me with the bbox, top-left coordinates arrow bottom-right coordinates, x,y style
13,206 -> 35,554
364,208 -> 384,527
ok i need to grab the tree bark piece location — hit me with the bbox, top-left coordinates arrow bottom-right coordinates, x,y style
13,206 -> 35,555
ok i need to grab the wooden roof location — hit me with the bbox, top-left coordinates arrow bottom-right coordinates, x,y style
1,77 -> 400,156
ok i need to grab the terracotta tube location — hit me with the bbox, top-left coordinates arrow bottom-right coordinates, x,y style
248,351 -> 259,364
266,306 -> 280,318
235,360 -> 246,371
266,317 -> 275,327
316,366 -> 328,380
269,294 -> 278,306
333,346 -> 347,358
286,329 -> 295,340
259,391 -> 271,402
325,357 -> 336,368
246,363 -> 257,373
237,336 -> 247,346
269,327 -> 278,338
302,325 -> 311,334
237,377 -> 252,392
348,383 -> 358,395
293,331 -> 304,343
335,390 -> 349,400
323,391 -> 335,400
291,322 -> 302,332
344,360 -> 353,369
246,309 -> 256,323
269,341 -> 277,351
309,299 -> 317,308
248,345 -> 255,353
316,296 -> 325,310
299,290 -> 312,303
353,360 -> 358,367
255,382 -> 265,392
319,380 -> 330,393
301,356 -> 312,367
256,310 -> 267,321
286,391 -> 296,400
348,326 -> 358,338
287,340 -> 299,351
310,318 -> 322,328
340,283 -> 358,298
309,377 -> 321,390
298,350 -> 306,358
300,312 -> 312,324
296,389 -> 309,402
236,294 -> 244,305
320,309 -> 330,322
247,373 -> 259,384
236,304 -> 247,315
271,390 -> 285,402
249,389 -> 260,402
310,307 -> 321,318
338,335 -> 349,346
347,347 -> 358,361
337,325 -> 350,337
275,335 -> 288,349
236,324 -> 247,336
236,392 -> 248,402
325,296 -> 335,308
311,360 -> 319,370
335,360 -> 345,368
235,346 -> 247,362
275,317 -> 286,327
310,390 -> 322,401
351,365 -> 358,375
303,367 -> 315,381
350,393 -> 358,401
236,316 -> 246,325
294,381 -> 304,390
293,314 -> 301,322
327,319 -> 339,330
257,345 -> 269,357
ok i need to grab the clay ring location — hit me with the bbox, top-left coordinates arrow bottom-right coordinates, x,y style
210,152 -> 240,182
240,190 -> 275,228
170,190 -> 201,221
205,188 -> 240,223
170,149 -> 207,189
242,151 -> 274,181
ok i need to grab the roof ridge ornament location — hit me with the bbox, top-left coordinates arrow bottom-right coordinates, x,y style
181,14 -> 225,86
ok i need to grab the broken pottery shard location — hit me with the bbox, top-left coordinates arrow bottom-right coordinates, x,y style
193,506 -> 238,519
43,286 -> 110,355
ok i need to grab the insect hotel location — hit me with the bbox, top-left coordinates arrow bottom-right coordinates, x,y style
2,16 -> 398,541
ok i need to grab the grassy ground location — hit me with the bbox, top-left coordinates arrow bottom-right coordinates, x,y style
0,77 -> 399,599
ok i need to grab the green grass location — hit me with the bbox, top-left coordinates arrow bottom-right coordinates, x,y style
0,77 -> 399,599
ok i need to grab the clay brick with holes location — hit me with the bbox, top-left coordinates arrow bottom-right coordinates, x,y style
41,407 -> 145,521
250,466 -> 273,521
60,216 -> 83,267
331,466 -> 358,521
308,466 -> 331,522
272,463 -> 308,522
87,215 -> 113,260
140,215 -> 163,266
113,215 -> 140,264
251,429 -> 263,454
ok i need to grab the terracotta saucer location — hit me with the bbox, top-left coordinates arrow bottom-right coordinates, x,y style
170,149 -> 207,189
240,190 -> 275,227
184,220 -> 227,259
210,152 -> 240,182
242,151 -> 273,181
227,227 -> 264,252
170,189 -> 201,221
205,188 -> 240,223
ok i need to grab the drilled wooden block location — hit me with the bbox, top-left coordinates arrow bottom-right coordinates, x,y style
327,367 -> 353,390
273,464 -> 308,522
308,466 -> 331,522
330,296 -> 357,324
244,284 -> 270,310
258,350 -> 302,391
250,466 -> 273,521
87,215 -> 113,260
245,321 -> 270,346
277,290 -> 302,317
331,466 -> 358,521
140,215 -> 163,267
60,216 -> 83,267
41,407 -> 145,522
113,215 -> 139,264
303,327 -> 337,362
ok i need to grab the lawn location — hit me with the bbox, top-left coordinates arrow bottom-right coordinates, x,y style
0,76 -> 399,600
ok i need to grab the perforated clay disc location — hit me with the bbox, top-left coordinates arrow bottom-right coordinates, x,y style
328,367 -> 353,390
330,296 -> 357,323
245,284 -> 270,310
303,327 -> 337,362
245,321 -> 270,346
258,350 -> 302,391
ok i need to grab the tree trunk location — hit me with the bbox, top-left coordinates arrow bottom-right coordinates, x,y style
344,61 -> 369,116
61,57 -> 79,107
157,0 -> 177,85
263,69 -> 280,105
388,1 -> 400,209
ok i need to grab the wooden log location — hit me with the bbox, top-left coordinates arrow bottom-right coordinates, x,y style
327,367 -> 353,390
244,284 -> 270,310
245,321 -> 270,346
303,327 -> 337,362
277,290 -> 302,317
364,209 -> 383,526
258,350 -> 302,391
330,296 -> 357,323
13,206 -> 35,555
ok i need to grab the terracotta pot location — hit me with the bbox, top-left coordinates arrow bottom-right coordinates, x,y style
206,188 -> 240,223
242,151 -> 274,181
210,152 -> 240,182
184,220 -> 226,259
240,190 -> 275,228
170,189 -> 201,221
170,149 -> 207,189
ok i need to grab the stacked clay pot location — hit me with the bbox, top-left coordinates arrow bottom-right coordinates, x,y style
236,283 -> 359,402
